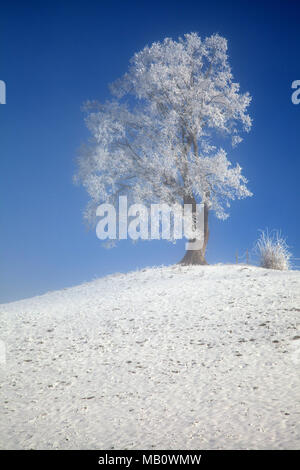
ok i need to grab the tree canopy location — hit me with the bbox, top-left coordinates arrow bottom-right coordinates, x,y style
75,32 -> 252,238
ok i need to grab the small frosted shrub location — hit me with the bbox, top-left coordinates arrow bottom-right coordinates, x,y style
255,230 -> 291,270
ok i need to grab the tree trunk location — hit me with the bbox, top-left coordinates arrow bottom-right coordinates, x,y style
179,195 -> 209,265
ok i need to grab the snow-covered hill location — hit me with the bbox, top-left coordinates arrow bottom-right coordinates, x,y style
0,264 -> 299,449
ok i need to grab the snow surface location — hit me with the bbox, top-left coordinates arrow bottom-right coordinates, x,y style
0,264 -> 299,450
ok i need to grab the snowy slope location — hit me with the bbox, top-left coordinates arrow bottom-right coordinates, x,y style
0,264 -> 299,450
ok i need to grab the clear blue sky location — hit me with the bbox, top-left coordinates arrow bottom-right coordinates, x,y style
0,0 -> 299,303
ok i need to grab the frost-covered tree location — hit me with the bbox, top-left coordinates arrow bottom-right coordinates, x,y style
75,32 -> 252,264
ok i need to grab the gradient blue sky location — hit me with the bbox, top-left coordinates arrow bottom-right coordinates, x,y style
0,0 -> 299,303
